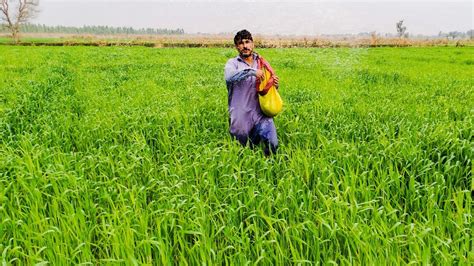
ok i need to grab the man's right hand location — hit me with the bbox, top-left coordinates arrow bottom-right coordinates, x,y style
255,69 -> 264,80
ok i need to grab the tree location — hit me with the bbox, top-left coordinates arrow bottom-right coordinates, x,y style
0,0 -> 39,43
467,29 -> 474,40
396,20 -> 408,38
447,31 -> 464,40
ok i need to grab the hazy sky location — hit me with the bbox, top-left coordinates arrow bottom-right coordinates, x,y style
33,0 -> 473,35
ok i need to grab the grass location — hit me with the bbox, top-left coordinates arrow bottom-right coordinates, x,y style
0,36 -> 64,44
0,46 -> 472,264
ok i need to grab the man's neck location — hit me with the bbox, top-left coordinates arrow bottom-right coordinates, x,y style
242,54 -> 253,65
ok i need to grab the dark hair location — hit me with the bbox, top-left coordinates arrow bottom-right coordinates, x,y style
234,29 -> 253,45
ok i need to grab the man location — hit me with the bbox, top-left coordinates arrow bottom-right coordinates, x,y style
224,29 -> 279,156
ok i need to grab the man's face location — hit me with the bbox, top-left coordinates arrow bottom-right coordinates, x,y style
236,39 -> 254,58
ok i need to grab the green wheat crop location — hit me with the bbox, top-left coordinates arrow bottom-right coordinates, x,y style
0,46 -> 472,264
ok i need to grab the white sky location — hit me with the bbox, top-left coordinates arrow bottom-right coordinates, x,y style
33,0 -> 473,35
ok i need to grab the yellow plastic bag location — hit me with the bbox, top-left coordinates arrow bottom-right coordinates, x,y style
257,57 -> 283,117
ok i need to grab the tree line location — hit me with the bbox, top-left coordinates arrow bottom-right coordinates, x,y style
438,30 -> 474,40
0,23 -> 185,35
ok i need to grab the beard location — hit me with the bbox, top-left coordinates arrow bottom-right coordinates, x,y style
240,49 -> 252,58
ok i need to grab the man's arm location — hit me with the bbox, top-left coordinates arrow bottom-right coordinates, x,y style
224,61 -> 256,84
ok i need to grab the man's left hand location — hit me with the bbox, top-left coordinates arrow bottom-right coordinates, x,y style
274,76 -> 279,87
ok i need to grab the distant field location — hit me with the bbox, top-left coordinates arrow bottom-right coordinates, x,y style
0,46 -> 472,264
1,34 -> 473,47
